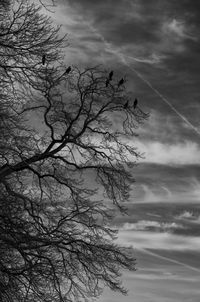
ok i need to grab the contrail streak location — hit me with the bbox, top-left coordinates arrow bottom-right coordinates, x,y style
121,54 -> 200,136
88,23 -> 200,136
140,248 -> 200,273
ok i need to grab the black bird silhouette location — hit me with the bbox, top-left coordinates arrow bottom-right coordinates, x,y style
65,66 -> 71,74
109,70 -> 113,81
134,98 -> 138,109
118,78 -> 124,87
123,100 -> 129,109
106,78 -> 110,87
42,54 -> 46,65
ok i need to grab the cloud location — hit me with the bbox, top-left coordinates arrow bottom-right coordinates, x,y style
131,163 -> 200,203
177,211 -> 194,219
159,18 -> 197,55
120,220 -> 184,232
176,211 -> 200,224
164,19 -> 197,41
167,19 -> 186,37
137,110 -> 200,145
136,140 -> 200,165
116,229 -> 200,251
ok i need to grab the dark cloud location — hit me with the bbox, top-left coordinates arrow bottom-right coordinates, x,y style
64,0 -> 162,48
136,163 -> 200,182
102,19 -> 160,46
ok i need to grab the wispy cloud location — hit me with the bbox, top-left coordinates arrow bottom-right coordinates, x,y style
136,140 -> 200,165
176,211 -> 200,224
120,220 -> 184,232
131,163 -> 200,203
117,229 -> 200,251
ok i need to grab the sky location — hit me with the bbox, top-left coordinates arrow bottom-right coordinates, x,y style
47,0 -> 200,301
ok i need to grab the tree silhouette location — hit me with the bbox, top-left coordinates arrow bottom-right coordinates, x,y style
0,1 -> 148,301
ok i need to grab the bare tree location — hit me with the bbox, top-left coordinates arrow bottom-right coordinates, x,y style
0,1 -> 148,301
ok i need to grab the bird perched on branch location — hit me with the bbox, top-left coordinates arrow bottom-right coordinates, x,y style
123,100 -> 129,109
65,66 -> 71,74
134,98 -> 138,109
118,78 -> 124,87
108,70 -> 113,81
42,54 -> 46,65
